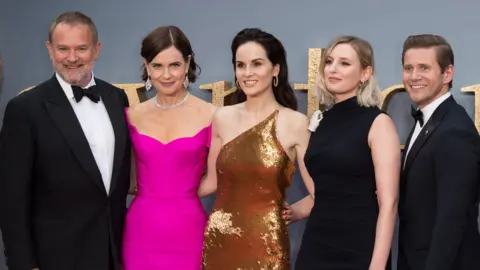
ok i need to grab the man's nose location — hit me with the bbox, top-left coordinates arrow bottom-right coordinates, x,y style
410,69 -> 421,80
67,50 -> 79,62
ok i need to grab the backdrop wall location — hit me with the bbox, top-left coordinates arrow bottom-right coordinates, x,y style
1,1 -> 479,269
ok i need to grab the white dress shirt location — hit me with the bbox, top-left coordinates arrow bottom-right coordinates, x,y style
405,92 -> 452,159
56,73 -> 115,194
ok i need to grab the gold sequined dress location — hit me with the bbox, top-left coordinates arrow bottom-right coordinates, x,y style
202,110 -> 295,270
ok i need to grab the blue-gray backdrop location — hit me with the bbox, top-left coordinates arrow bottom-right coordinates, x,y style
1,1 -> 479,269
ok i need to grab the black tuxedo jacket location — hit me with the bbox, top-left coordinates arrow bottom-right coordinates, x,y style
398,96 -> 480,270
0,75 -> 131,270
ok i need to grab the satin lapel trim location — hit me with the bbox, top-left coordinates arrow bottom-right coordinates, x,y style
403,97 -> 454,175
100,86 -> 127,195
402,125 -> 416,168
43,76 -> 105,192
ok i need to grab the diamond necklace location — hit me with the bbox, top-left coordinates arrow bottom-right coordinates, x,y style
154,92 -> 190,109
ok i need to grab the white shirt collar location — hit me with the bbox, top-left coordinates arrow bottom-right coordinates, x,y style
419,92 -> 451,123
56,72 -> 96,100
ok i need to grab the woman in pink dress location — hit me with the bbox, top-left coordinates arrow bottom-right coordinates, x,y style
122,25 -> 216,269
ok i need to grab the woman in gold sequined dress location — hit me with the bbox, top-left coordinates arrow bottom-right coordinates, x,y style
198,28 -> 315,269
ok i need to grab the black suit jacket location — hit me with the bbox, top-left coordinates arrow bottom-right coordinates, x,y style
398,96 -> 480,270
0,75 -> 131,270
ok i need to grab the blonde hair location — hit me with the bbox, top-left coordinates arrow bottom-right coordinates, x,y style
315,35 -> 383,108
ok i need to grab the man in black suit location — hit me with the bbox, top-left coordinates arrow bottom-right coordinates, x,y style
0,11 -> 130,270
398,34 -> 480,270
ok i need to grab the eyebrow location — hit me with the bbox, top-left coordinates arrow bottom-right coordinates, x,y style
151,60 -> 182,65
56,44 -> 89,48
327,56 -> 351,61
403,63 -> 430,66
236,58 -> 265,63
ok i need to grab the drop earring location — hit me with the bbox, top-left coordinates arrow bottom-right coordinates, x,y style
183,74 -> 189,89
145,76 -> 152,91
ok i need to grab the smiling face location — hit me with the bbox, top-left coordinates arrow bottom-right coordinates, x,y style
323,43 -> 371,98
144,46 -> 190,96
46,23 -> 100,87
234,41 -> 279,97
402,47 -> 453,109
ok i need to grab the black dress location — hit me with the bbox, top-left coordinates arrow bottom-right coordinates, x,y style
295,96 -> 391,270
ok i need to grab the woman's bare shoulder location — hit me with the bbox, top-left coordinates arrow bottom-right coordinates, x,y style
279,107 -> 309,127
188,95 -> 220,124
126,100 -> 153,123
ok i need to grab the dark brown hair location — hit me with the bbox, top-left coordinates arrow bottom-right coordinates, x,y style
402,34 -> 454,88
140,26 -> 200,82
230,28 -> 297,110
49,11 -> 98,44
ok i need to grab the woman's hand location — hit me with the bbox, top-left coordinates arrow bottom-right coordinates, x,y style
282,202 -> 293,225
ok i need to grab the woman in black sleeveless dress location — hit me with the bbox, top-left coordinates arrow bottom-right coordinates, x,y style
292,36 -> 400,270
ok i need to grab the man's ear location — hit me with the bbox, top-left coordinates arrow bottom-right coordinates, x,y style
443,64 -> 454,86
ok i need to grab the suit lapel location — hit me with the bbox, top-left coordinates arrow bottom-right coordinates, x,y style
43,75 -> 105,192
403,96 -> 455,175
402,124 -> 416,169
99,82 -> 127,195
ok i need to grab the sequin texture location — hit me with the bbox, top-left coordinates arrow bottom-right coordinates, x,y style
202,110 -> 295,269
205,210 -> 243,236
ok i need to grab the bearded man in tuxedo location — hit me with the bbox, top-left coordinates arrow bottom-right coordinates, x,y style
0,11 -> 131,270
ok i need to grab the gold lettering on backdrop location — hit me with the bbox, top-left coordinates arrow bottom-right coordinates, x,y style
199,81 -> 236,107
293,48 -> 324,118
380,84 -> 406,149
380,84 -> 405,110
15,48 -> 479,137
115,83 -> 144,106
461,85 -> 480,133
18,87 -> 34,95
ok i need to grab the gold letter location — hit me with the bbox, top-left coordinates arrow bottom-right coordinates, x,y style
199,81 -> 237,107
18,86 -> 34,95
380,84 -> 405,111
294,48 -> 324,117
114,83 -> 144,105
461,84 -> 480,133
381,84 -> 406,150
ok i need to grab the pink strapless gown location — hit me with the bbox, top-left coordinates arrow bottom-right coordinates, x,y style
122,114 -> 211,270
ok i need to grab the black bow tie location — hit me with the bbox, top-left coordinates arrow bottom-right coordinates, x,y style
411,105 -> 424,127
71,85 -> 100,103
